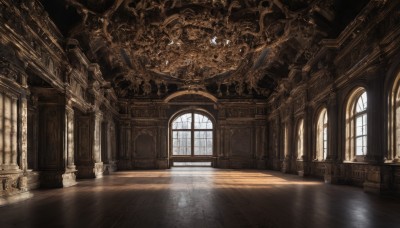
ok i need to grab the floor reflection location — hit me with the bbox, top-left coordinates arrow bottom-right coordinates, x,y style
0,168 -> 399,228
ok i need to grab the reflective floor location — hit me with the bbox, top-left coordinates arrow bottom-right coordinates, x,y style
1,168 -> 400,228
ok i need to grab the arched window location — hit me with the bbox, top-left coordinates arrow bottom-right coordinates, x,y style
171,112 -> 213,156
284,124 -> 289,158
395,84 -> 400,160
296,119 -> 304,160
389,74 -> 400,161
316,109 -> 328,161
354,92 -> 367,155
345,88 -> 367,161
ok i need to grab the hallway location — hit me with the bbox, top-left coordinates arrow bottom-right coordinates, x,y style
1,168 -> 400,228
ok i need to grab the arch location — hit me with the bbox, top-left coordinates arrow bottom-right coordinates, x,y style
315,107 -> 328,161
345,87 -> 367,161
169,109 -> 215,160
164,91 -> 218,103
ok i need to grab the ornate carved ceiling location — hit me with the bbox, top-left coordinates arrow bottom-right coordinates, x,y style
44,0 -> 366,99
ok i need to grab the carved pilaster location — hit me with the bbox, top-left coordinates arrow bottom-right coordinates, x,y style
19,95 -> 28,172
65,103 -> 76,172
326,90 -> 338,161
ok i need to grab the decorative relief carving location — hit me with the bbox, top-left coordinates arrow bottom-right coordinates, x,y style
308,72 -> 333,99
131,107 -> 159,118
294,96 -> 305,114
226,107 -> 255,118
256,106 -> 267,116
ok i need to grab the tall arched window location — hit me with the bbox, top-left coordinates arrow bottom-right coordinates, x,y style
345,88 -> 367,161
355,92 -> 367,155
395,87 -> 400,160
296,119 -> 304,160
316,109 -> 328,161
171,112 -> 213,156
389,74 -> 400,161
284,124 -> 289,158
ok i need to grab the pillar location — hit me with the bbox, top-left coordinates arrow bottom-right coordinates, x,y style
11,96 -> 18,168
37,92 -> 76,188
75,111 -> 103,178
0,72 -> 31,205
102,119 -> 117,174
92,111 -> 103,178
325,91 -> 339,184
62,103 -> 77,187
364,68 -> 386,193
3,94 -> 12,169
0,93 -> 3,169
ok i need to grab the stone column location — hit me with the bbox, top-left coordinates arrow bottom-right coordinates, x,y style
3,94 -> 12,169
102,119 -> 118,174
92,111 -> 103,178
1,94 -> 19,170
107,121 -> 117,172
282,121 -> 291,173
0,72 -> 31,205
11,96 -> 18,169
0,92 -> 3,169
19,95 -> 28,172
102,121 -> 109,163
325,91 -> 339,184
364,68 -> 385,193
62,103 -> 77,187
255,123 -> 266,169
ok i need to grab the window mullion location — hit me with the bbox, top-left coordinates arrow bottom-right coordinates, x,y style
191,112 -> 194,157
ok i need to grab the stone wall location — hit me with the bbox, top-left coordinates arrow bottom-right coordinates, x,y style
265,0 -> 400,194
116,95 -> 267,169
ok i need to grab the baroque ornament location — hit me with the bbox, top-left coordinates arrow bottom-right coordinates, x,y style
66,0 -> 334,98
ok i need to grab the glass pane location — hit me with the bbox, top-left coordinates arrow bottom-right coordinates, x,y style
323,110 -> 328,124
172,131 -> 191,155
194,114 -> 213,129
356,137 -> 364,155
194,131 -> 213,155
356,92 -> 367,113
172,113 -> 192,129
316,110 -> 328,160
356,115 -> 367,137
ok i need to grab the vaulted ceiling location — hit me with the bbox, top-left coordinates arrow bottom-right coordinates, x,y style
41,0 -> 368,99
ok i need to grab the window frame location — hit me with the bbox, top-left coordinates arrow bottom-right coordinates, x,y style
345,87 -> 367,162
170,111 -> 214,157
389,73 -> 400,162
353,92 -> 367,156
315,108 -> 328,161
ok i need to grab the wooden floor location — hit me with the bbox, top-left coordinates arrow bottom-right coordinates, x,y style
1,168 -> 400,228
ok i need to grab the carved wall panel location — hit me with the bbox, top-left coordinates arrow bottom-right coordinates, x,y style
229,128 -> 252,158
134,129 -> 156,159
119,124 -> 131,160
38,105 -> 63,170
75,116 -> 91,162
226,108 -> 255,119
27,105 -> 38,170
